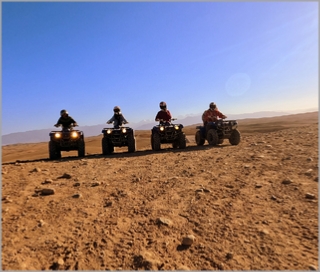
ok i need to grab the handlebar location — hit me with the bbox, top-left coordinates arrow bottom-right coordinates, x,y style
156,118 -> 177,122
54,123 -> 78,128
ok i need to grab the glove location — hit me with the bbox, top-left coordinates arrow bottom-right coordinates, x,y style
54,124 -> 59,127
107,121 -> 112,124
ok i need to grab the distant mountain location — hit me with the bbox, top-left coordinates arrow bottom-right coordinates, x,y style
2,110 -> 318,146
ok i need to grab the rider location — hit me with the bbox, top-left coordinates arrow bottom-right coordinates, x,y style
202,102 -> 227,130
155,101 -> 172,124
107,106 -> 128,129
54,109 -> 78,129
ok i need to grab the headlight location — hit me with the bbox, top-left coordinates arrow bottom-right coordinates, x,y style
174,125 -> 179,130
107,129 -> 112,134
122,128 -> 127,133
160,126 -> 165,131
54,133 -> 61,138
71,131 -> 78,138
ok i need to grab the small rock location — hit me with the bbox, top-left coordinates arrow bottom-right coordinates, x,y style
203,188 -> 211,193
58,173 -> 72,179
2,196 -> 10,201
72,193 -> 82,198
309,265 -> 317,270
305,169 -> 313,176
255,184 -> 262,188
41,188 -> 55,195
260,229 -> 269,235
305,193 -> 316,200
307,157 -> 313,162
42,179 -> 53,184
157,217 -> 173,226
271,195 -> 277,200
226,252 -> 233,259
38,220 -> 45,227
282,178 -> 293,185
57,258 -> 64,265
182,235 -> 195,246
91,182 -> 100,187
30,168 -> 41,173
73,182 -> 81,187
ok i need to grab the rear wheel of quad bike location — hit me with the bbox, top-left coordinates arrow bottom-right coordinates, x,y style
178,132 -> 186,149
102,138 -> 113,155
195,131 -> 205,146
152,133 -> 161,151
49,141 -> 58,160
127,133 -> 136,153
207,129 -> 219,146
78,140 -> 85,157
218,139 -> 224,145
229,129 -> 241,145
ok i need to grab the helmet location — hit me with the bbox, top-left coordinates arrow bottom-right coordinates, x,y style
159,101 -> 167,110
209,102 -> 216,110
60,109 -> 68,116
113,106 -> 121,113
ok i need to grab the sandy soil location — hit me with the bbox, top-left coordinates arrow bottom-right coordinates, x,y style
1,112 -> 318,270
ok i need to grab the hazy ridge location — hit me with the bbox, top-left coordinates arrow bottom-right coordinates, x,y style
2,110 -> 318,146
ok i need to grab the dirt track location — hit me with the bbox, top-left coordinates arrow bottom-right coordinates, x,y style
1,113 -> 319,270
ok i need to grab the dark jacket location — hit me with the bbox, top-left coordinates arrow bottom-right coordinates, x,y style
56,116 -> 77,128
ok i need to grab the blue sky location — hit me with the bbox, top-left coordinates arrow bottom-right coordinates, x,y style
2,1 -> 318,135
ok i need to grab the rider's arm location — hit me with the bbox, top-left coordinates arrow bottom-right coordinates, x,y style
70,117 -> 77,124
122,115 -> 128,124
218,111 -> 227,119
107,116 -> 115,124
155,111 -> 161,121
202,111 -> 207,122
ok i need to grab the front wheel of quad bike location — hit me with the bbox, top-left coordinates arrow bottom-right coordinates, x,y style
229,129 -> 241,145
78,140 -> 85,157
178,132 -> 186,149
207,129 -> 219,146
172,141 -> 179,149
49,141 -> 60,160
151,135 -> 155,151
102,138 -> 114,155
152,133 -> 161,151
195,131 -> 205,146
127,133 -> 136,153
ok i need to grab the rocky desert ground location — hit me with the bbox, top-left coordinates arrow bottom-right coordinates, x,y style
1,112 -> 319,270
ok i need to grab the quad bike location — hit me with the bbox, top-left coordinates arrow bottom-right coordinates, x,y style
48,124 -> 85,159
151,118 -> 187,151
101,123 -> 136,154
195,119 -> 241,146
